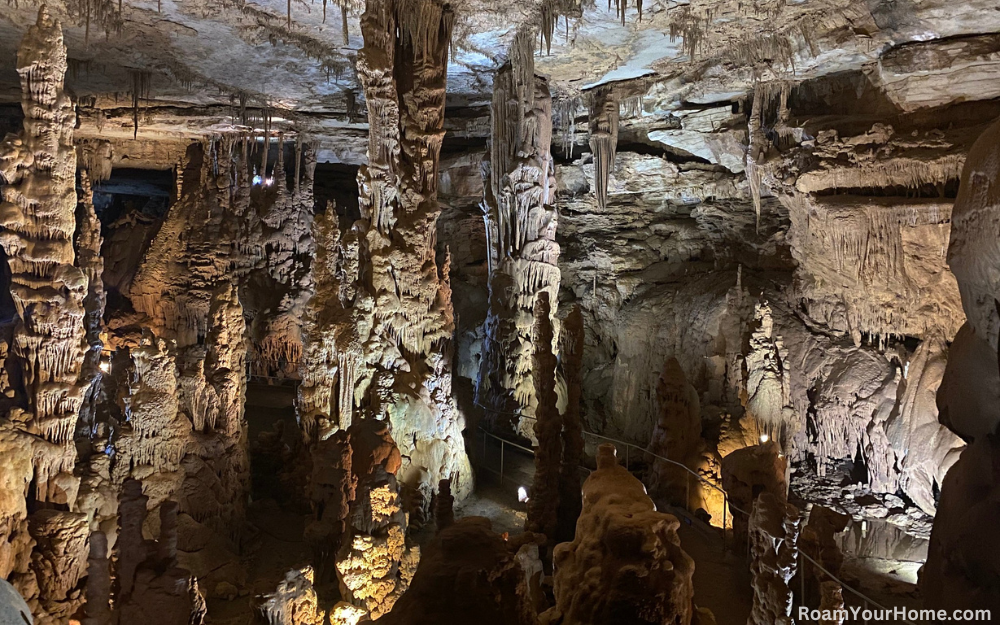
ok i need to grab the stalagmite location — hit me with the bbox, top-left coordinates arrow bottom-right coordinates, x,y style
434,478 -> 454,532
721,442 -> 787,546
115,489 -> 208,625
541,444 -> 695,625
0,11 -> 93,620
478,30 -> 561,437
647,358 -> 725,522
259,566 -> 327,625
23,510 -> 89,622
82,532 -> 111,625
335,425 -> 418,620
0,5 -> 86,457
379,517 -> 543,625
305,429 -> 356,581
526,292 -> 561,543
555,305 -> 584,543
748,493 -> 800,625
799,506 -> 847,614
74,172 -> 106,439
298,204 -> 351,440
741,301 -> 793,444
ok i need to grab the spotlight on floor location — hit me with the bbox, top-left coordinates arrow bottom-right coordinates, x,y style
759,433 -> 770,444
99,361 -> 110,373
517,486 -> 529,503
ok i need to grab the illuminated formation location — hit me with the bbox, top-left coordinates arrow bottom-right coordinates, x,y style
0,9 -> 89,621
478,29 -> 561,437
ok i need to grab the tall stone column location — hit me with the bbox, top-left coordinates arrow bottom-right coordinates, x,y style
0,5 -> 87,481
307,0 -> 471,503
478,31 -> 560,437
0,9 -> 91,621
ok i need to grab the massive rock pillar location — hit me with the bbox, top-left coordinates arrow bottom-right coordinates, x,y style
0,5 -> 86,484
310,0 -> 471,503
478,31 -> 560,437
0,9 -> 91,620
923,118 -> 1000,612
748,493 -> 800,625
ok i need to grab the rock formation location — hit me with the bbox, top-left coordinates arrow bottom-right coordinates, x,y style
740,301 -> 793,445
335,420 -> 417,620
747,493 -> 800,625
0,10 -> 91,621
646,359 -> 702,500
555,305 -> 584,543
923,117 -> 1000,613
2,0 -> 1000,620
298,0 -> 472,515
478,31 -> 560,437
526,292 -> 561,542
541,443 -> 695,625
113,480 -> 208,625
305,429 -> 355,581
721,442 -> 788,546
379,517 -> 542,625
259,566 -> 327,625
799,505 -> 848,608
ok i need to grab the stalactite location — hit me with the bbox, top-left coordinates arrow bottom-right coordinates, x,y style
588,86 -> 619,210
341,4 -> 349,44
128,69 -> 151,139
540,1 -> 555,55
669,6 -> 702,60
746,83 -> 765,231
555,94 -> 581,158
620,94 -> 642,119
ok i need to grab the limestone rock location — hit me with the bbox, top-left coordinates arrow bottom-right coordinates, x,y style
748,493 -> 800,625
542,443 -> 695,625
379,517 -> 540,625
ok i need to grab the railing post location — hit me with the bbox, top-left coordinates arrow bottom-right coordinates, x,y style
499,439 -> 505,485
685,473 -> 691,512
800,549 -> 805,606
722,494 -> 727,553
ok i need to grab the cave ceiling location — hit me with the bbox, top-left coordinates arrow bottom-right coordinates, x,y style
2,0 -> 999,165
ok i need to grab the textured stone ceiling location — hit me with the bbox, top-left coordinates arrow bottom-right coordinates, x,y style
2,0 -> 1000,159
